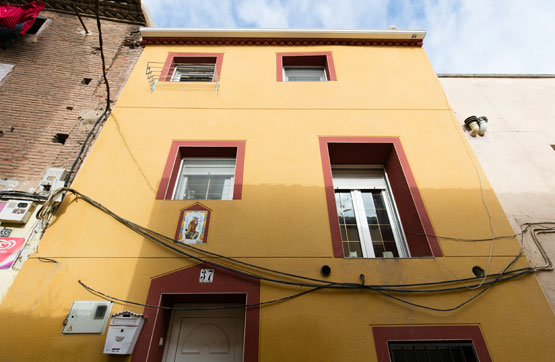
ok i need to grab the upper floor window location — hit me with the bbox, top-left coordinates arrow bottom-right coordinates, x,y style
276,52 -> 337,82
319,137 -> 442,258
171,63 -> 216,82
173,158 -> 236,200
156,141 -> 245,201
283,66 -> 327,82
160,53 -> 224,83
333,167 -> 409,258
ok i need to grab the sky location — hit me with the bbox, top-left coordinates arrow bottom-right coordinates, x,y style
142,0 -> 555,74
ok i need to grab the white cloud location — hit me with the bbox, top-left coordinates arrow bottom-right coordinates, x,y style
235,0 -> 289,27
141,0 -> 555,73
144,0 -> 237,28
391,0 -> 555,73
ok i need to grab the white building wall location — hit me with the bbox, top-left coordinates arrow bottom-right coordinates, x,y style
440,76 -> 555,310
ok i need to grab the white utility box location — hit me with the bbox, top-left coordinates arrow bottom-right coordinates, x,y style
62,300 -> 112,334
0,200 -> 35,224
104,311 -> 145,355
40,168 -> 67,202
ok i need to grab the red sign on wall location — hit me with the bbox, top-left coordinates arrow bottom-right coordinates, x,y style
0,237 -> 26,269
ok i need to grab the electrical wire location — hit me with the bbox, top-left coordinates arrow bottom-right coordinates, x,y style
79,280 -> 331,311
0,191 -> 48,202
64,0 -> 111,187
411,232 -> 520,242
36,188 -> 552,313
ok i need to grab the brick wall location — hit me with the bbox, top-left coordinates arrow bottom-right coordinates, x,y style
0,10 -> 142,192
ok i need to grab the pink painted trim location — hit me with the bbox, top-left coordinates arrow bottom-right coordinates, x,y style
318,137 -> 442,258
132,264 -> 260,362
160,52 -> 224,82
372,325 -> 492,362
276,51 -> 337,81
390,141 -> 441,257
174,203 -> 212,243
156,140 -> 246,200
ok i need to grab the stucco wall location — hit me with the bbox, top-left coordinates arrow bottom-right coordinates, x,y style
440,76 -> 555,310
0,45 -> 553,361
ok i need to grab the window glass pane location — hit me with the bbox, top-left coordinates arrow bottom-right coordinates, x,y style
284,67 -> 326,81
383,241 -> 399,257
380,224 -> 395,241
414,347 -> 428,362
388,342 -> 479,362
361,192 -> 377,224
183,175 -> 209,199
175,158 -> 235,200
172,63 -> 215,82
373,192 -> 386,209
391,347 -> 407,362
332,168 -> 407,258
369,224 -> 382,241
335,191 -> 363,257
342,242 -> 363,258
438,347 -> 452,362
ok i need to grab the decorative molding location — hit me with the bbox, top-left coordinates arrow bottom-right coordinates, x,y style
141,37 -> 423,47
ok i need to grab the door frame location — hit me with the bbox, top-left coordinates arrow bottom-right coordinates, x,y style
132,264 -> 260,362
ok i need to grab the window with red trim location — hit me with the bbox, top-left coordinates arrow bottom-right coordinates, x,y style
160,53 -> 224,83
276,52 -> 337,82
372,325 -> 492,362
319,138 -> 442,258
156,141 -> 245,200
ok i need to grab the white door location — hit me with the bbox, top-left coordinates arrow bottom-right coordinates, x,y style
163,305 -> 245,362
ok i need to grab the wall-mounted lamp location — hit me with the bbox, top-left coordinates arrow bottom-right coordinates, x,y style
464,115 -> 488,137
477,116 -> 488,136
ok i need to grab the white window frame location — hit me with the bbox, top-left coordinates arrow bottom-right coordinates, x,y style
283,66 -> 327,82
170,63 -> 216,82
172,158 -> 236,200
333,165 -> 410,258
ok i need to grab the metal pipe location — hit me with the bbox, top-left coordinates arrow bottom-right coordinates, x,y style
71,3 -> 89,34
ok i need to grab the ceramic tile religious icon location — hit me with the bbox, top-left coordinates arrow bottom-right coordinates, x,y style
175,204 -> 211,244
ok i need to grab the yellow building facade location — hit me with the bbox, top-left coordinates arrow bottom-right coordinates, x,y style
0,29 -> 553,361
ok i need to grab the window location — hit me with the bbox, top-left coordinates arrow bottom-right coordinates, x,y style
388,341 -> 479,362
333,167 -> 409,258
160,53 -> 223,83
319,137 -> 442,258
276,52 -> 337,81
25,17 -> 47,35
156,141 -> 245,200
372,326 -> 492,362
284,66 -> 327,82
173,158 -> 235,200
170,63 -> 216,82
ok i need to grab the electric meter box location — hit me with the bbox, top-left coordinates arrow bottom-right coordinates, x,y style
62,301 -> 113,334
104,311 -> 145,355
40,168 -> 67,202
0,200 -> 35,224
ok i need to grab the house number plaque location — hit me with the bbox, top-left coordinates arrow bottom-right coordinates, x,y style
199,268 -> 214,283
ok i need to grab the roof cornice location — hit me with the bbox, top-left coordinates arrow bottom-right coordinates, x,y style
140,28 -> 426,47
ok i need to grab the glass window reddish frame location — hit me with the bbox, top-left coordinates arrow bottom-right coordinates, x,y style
156,141 -> 246,200
276,52 -> 337,81
319,137 -> 442,258
160,52 -> 224,82
372,325 -> 492,362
